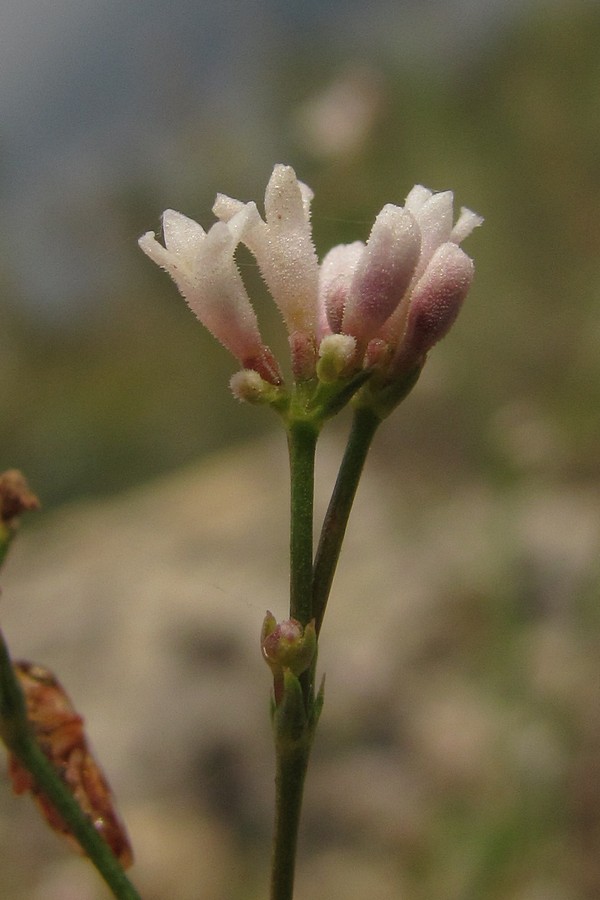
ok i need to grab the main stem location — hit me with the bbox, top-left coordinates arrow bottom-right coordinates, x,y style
287,420 -> 318,627
269,420 -> 318,900
271,407 -> 380,899
0,631 -> 141,900
312,406 -> 380,634
270,739 -> 311,900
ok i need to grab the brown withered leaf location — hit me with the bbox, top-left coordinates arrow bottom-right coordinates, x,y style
8,661 -> 133,868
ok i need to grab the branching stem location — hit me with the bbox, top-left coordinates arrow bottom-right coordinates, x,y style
312,406 -> 380,634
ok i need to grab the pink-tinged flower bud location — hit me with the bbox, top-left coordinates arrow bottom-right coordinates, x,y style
261,612 -> 317,679
318,242 -> 364,335
341,205 -> 421,343
378,187 -> 482,350
289,330 -> 318,381
138,208 -> 282,383
214,165 -> 320,337
393,242 -> 474,372
230,370 -> 266,402
363,337 -> 393,370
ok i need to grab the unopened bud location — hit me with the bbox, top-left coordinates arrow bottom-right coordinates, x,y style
230,370 -> 281,404
363,338 -> 393,370
317,334 -> 357,383
261,612 -> 317,678
341,205 -> 421,343
393,242 -> 474,373
319,242 -> 364,334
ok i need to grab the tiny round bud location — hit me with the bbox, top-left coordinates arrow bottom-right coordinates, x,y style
261,614 -> 317,678
229,370 -> 283,404
230,370 -> 268,402
317,334 -> 357,383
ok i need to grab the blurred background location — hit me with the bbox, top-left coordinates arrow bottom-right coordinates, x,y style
1,0 -> 599,897
2,0 -> 599,507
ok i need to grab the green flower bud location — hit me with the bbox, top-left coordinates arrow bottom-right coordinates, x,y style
261,613 -> 317,679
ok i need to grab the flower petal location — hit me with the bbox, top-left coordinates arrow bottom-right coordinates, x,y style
450,207 -> 484,244
162,209 -> 206,254
214,167 -> 320,335
410,190 -> 455,275
140,213 -> 271,370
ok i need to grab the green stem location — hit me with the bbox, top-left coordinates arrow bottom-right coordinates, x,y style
270,403 -> 378,899
312,406 -> 381,634
268,418 -> 319,900
0,630 -> 141,900
270,743 -> 311,900
287,420 -> 319,627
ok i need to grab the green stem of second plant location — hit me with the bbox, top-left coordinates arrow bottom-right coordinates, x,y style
271,406 -> 380,900
0,630 -> 141,900
312,405 -> 381,634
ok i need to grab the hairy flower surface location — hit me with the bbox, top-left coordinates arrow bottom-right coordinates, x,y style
322,184 -> 482,378
139,165 -> 481,403
138,207 -> 281,383
214,165 -> 320,337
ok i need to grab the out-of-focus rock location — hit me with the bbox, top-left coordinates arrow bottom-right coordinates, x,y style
1,435 -> 598,898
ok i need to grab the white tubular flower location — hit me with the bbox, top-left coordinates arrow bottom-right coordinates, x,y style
213,165 -> 320,336
139,208 -> 281,383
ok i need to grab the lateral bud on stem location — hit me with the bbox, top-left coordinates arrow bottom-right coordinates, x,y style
261,612 -> 317,705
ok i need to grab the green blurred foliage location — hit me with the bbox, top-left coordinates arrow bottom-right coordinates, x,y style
1,2 -> 599,509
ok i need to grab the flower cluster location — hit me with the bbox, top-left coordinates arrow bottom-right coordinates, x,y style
139,165 -> 481,413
